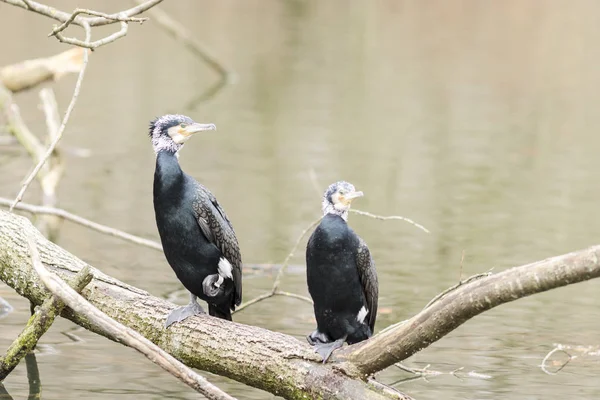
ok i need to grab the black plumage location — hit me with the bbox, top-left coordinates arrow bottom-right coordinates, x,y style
306,181 -> 378,361
149,114 -> 242,326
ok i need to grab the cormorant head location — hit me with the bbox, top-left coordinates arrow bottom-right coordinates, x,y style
322,181 -> 364,221
149,114 -> 216,154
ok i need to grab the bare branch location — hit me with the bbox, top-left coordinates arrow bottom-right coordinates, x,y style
26,234 -> 237,400
49,9 -> 146,37
1,0 -> 163,27
0,197 -> 163,251
10,23 -> 91,210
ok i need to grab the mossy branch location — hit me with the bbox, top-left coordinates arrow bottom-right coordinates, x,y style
0,265 -> 92,381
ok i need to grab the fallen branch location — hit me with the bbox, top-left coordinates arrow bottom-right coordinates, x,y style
0,265 -> 92,381
0,211 -> 405,400
0,48 -> 84,93
26,234 -> 236,400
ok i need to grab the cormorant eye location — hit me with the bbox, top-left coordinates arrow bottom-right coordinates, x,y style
180,123 -> 187,128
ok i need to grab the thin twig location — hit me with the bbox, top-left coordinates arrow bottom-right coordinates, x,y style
0,197 -> 163,251
27,236 -> 237,400
350,209 -> 430,234
272,216 -> 323,292
235,216 -> 322,313
367,378 -> 415,400
422,270 -> 493,310
49,9 -> 146,37
10,23 -> 91,211
541,345 -> 574,375
1,0 -> 163,27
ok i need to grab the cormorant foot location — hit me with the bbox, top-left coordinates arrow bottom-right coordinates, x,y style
313,336 -> 346,363
307,330 -> 331,346
165,301 -> 205,328
202,274 -> 225,297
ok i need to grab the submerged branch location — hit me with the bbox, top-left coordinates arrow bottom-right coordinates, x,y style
0,265 -> 92,381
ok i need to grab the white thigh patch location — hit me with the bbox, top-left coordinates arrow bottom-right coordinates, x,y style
356,306 -> 369,324
218,258 -> 233,279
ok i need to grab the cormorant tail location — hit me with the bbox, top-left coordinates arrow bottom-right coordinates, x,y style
209,304 -> 232,321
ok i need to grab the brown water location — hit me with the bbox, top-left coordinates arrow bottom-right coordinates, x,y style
1,1 -> 600,399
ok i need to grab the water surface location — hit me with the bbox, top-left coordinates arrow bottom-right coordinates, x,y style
1,1 -> 599,399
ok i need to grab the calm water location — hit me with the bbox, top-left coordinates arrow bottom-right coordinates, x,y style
1,1 -> 600,399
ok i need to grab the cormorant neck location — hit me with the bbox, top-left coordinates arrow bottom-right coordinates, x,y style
155,150 -> 183,191
322,204 -> 349,221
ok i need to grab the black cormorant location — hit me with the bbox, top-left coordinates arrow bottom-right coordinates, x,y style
306,181 -> 378,362
149,114 -> 242,327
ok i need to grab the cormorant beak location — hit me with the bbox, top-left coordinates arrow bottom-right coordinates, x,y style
181,123 -> 217,137
345,191 -> 364,201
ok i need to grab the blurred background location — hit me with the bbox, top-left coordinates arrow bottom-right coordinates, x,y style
1,1 -> 600,399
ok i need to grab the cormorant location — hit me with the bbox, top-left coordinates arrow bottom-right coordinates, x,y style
306,181 -> 378,362
149,114 -> 242,327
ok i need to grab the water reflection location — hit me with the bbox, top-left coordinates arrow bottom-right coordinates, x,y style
0,353 -> 41,400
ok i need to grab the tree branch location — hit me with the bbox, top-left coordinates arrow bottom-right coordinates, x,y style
335,246 -> 600,376
26,234 -> 236,400
0,265 -> 92,381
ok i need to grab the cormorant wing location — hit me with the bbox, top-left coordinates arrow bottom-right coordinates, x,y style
192,182 -> 242,306
356,237 -> 378,332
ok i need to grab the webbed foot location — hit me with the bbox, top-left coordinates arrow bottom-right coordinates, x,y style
313,336 -> 346,363
202,274 -> 225,297
165,298 -> 205,328
307,330 -> 331,346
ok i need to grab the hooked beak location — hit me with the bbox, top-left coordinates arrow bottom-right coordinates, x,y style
181,123 -> 216,137
342,191 -> 363,206
345,190 -> 364,201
